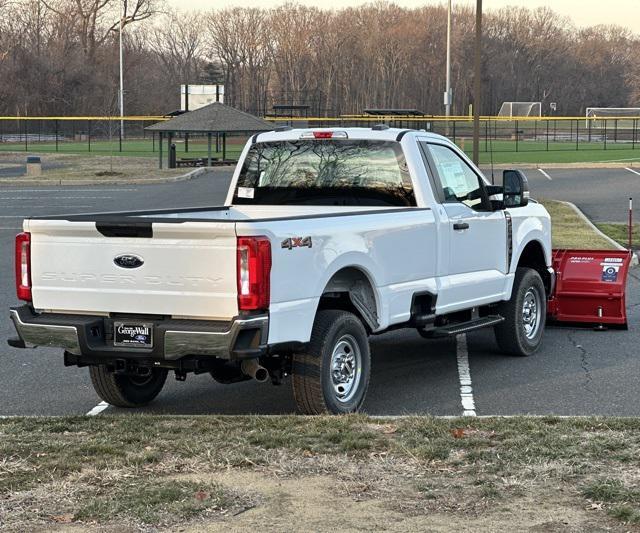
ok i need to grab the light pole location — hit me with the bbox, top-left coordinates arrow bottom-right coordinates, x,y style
118,1 -> 125,141
472,0 -> 482,165
444,0 -> 452,122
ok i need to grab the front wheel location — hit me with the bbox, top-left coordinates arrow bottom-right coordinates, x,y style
292,310 -> 371,414
494,267 -> 546,356
89,365 -> 168,408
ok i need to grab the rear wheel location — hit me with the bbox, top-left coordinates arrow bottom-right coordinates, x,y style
292,310 -> 370,414
494,267 -> 546,356
89,365 -> 168,408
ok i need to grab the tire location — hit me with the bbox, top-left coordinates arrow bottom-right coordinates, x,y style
89,365 -> 168,408
494,267 -> 546,356
292,310 -> 371,415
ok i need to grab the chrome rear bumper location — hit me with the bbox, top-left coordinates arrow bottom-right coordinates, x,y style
10,309 -> 81,353
9,307 -> 268,360
163,316 -> 268,359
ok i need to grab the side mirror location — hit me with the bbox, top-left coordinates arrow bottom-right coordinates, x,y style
503,169 -> 529,208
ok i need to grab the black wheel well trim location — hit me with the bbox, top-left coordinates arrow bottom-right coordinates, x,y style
515,239 -> 552,294
317,266 -> 380,332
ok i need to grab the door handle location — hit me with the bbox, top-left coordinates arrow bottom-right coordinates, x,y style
453,222 -> 470,230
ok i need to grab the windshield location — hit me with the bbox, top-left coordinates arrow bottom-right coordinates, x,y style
233,139 -> 416,206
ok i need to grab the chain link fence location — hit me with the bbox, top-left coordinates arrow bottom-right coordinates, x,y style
0,117 -> 639,159
0,118 -> 248,160
267,116 -> 640,155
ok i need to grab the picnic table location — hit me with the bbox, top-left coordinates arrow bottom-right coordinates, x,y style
176,157 -> 215,168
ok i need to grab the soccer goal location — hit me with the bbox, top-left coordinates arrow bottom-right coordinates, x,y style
498,102 -> 542,118
586,107 -> 640,129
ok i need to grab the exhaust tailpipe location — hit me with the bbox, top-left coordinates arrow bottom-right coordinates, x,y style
241,358 -> 269,383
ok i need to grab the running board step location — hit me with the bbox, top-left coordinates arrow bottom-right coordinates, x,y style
421,315 -> 504,338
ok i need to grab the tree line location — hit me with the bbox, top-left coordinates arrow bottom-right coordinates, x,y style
0,0 -> 638,118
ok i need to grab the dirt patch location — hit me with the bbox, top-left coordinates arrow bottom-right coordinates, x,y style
0,152 -> 189,183
94,171 -> 125,177
1,416 -> 639,531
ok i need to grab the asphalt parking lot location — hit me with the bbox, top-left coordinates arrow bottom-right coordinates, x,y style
488,165 -> 640,223
1,167 -> 639,417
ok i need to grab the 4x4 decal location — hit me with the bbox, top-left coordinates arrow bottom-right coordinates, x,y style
281,236 -> 312,250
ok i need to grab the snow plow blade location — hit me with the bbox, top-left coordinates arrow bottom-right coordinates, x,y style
548,249 -> 632,327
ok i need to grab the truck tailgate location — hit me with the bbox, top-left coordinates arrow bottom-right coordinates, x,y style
26,219 -> 238,320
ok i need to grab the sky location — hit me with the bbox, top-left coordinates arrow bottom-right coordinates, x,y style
167,0 -> 640,31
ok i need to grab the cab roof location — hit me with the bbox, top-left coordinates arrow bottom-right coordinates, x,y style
253,127 -> 450,145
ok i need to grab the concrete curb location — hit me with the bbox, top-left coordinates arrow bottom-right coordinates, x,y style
0,165 -> 233,187
560,200 -> 639,266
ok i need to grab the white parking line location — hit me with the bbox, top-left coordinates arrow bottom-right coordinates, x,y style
625,167 -> 640,177
0,205 -> 93,209
0,196 -> 113,200
0,188 -> 137,192
538,168 -> 552,180
456,333 -> 476,417
86,401 -> 110,416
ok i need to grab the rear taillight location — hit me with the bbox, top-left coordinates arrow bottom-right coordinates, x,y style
15,232 -> 32,302
237,236 -> 271,311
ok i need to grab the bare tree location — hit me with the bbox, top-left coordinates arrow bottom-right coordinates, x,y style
148,9 -> 204,87
41,0 -> 162,59
0,1 -> 639,118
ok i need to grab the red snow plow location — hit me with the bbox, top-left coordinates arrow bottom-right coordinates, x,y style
548,249 -> 633,328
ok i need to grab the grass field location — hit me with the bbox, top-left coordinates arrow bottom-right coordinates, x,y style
1,137 -> 639,165
457,139 -> 640,165
542,200 -> 617,249
0,138 -> 246,160
1,415 -> 639,531
596,223 -> 640,249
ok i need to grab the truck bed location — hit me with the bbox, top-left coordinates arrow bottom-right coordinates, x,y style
24,205 -> 431,327
33,204 -> 412,223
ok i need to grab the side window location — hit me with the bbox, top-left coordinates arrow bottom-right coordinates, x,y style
427,144 -> 485,209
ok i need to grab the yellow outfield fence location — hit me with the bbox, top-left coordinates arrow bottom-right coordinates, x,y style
0,116 -> 169,121
272,115 -> 640,122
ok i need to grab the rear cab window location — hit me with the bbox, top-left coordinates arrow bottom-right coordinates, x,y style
233,139 -> 416,207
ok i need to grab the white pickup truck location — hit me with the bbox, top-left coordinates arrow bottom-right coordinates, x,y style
8,127 -> 553,414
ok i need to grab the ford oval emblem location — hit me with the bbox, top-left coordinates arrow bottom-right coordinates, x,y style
114,254 -> 144,269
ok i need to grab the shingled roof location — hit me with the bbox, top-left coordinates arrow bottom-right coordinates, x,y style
146,102 -> 274,133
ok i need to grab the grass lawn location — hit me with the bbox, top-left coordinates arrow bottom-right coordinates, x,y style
542,200 -> 616,249
474,148 -> 640,165
0,138 -> 246,160
596,223 -> 640,249
1,415 -> 639,531
466,143 -> 640,165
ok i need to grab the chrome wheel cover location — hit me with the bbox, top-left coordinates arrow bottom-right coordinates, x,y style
522,288 -> 541,339
330,334 -> 362,403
